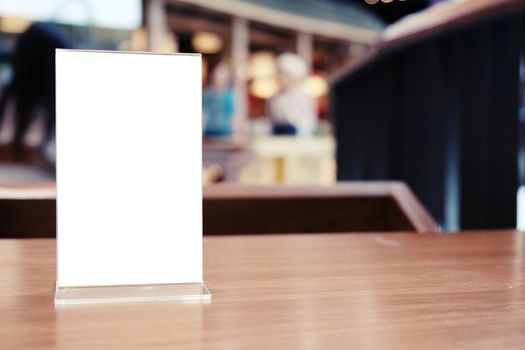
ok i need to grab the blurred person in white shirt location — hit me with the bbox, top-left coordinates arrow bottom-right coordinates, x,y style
268,53 -> 317,136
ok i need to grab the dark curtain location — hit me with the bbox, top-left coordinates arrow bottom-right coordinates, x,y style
334,11 -> 524,230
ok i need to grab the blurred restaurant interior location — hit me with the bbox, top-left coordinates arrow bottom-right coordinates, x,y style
1,0 -> 525,233
2,1 -> 525,349
0,0 -> 525,233
0,0 -> 520,217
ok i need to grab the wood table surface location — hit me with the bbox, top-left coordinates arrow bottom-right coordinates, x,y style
1,231 -> 524,349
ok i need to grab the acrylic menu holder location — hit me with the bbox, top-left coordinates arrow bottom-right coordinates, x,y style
55,283 -> 211,306
54,49 -> 210,305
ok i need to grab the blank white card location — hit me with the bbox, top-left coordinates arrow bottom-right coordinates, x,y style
56,50 -> 202,287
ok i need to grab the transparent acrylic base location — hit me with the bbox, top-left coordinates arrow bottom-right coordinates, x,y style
55,282 -> 211,306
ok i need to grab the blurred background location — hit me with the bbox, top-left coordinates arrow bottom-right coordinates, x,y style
0,0 -> 524,231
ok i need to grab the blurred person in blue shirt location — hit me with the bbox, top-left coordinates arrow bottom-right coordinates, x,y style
203,62 -> 235,137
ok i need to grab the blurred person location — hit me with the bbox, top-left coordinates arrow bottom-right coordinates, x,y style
0,23 -> 72,155
268,53 -> 317,136
203,62 -> 235,137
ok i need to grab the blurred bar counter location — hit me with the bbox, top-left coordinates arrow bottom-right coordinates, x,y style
203,135 -> 335,185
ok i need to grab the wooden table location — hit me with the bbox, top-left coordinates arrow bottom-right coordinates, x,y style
1,231 -> 524,349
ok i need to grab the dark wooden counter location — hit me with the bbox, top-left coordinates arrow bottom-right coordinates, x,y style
0,182 -> 437,237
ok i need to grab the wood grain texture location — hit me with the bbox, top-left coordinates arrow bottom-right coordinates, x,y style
1,231 -> 524,349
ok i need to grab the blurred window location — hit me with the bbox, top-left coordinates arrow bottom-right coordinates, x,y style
0,0 -> 141,30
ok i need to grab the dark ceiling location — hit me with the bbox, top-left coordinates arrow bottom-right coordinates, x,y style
346,0 -> 431,24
